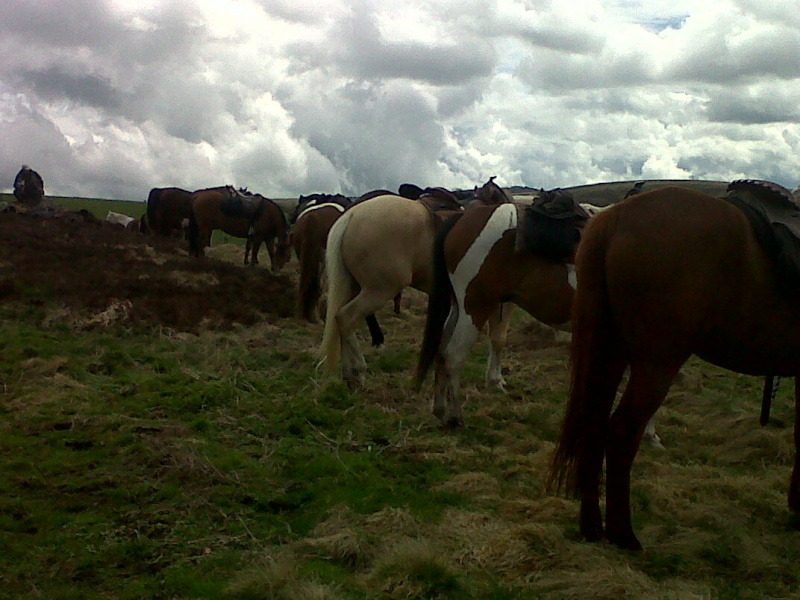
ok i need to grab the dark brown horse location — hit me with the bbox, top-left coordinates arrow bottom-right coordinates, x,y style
13,166 -> 44,206
188,186 -> 291,271
415,190 -> 590,427
292,194 -> 352,322
146,187 -> 193,237
548,180 -> 800,551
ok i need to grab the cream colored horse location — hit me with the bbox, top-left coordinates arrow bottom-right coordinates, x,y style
319,194 -> 437,385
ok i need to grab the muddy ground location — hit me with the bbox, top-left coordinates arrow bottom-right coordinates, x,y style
0,205 -> 295,331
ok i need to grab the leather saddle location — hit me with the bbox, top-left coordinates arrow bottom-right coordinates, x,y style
220,187 -> 266,232
515,189 -> 589,259
724,179 -> 800,291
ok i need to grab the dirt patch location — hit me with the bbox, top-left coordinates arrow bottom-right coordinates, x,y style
0,208 -> 295,331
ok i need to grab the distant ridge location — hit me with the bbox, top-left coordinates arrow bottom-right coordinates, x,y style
508,179 -> 730,206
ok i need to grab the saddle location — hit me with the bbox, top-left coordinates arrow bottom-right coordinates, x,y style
220,186 -> 265,235
723,179 -> 800,427
514,189 -> 589,259
724,179 -> 800,290
417,188 -> 464,230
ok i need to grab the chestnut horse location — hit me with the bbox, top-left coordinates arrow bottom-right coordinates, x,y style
146,187 -> 193,237
548,180 -> 800,551
187,186 -> 291,271
319,178 -> 512,387
415,190 -> 591,427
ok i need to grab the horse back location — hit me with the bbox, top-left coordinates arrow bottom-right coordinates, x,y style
340,195 -> 435,292
591,187 -> 800,372
445,204 -> 575,324
293,205 -> 342,256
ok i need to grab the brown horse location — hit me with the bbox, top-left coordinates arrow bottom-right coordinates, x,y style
188,186 -> 291,271
292,194 -> 353,322
318,178 -> 512,387
146,187 -> 193,237
548,180 -> 800,551
292,193 -> 407,347
415,190 -> 590,427
13,166 -> 44,206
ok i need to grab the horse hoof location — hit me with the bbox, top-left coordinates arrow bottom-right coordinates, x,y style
645,433 -> 666,450
580,523 -> 605,543
441,416 -> 465,430
486,378 -> 506,392
607,530 -> 643,551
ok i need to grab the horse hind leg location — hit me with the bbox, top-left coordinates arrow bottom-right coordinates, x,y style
335,288 -> 395,388
485,303 -> 514,391
393,292 -> 402,314
604,359 -> 683,550
789,377 -> 800,513
435,307 -> 482,428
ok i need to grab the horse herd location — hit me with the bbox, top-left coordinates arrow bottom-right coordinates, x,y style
150,176 -> 800,551
21,168 -> 800,551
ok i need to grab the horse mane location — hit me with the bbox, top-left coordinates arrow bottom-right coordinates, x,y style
475,176 -> 513,205
623,181 -> 646,199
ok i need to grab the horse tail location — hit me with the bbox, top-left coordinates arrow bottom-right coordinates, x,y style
297,226 -> 323,322
187,209 -> 201,257
547,208 -> 623,498
146,188 -> 160,231
319,209 -> 357,377
415,213 -> 463,389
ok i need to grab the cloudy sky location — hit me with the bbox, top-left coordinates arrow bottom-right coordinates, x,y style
2,0 -> 799,201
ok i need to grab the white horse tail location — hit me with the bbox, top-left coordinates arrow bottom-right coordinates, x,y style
318,209 -> 357,378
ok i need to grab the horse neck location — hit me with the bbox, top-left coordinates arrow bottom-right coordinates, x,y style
268,200 -> 289,242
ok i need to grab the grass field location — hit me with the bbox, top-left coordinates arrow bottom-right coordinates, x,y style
2,189 -> 800,599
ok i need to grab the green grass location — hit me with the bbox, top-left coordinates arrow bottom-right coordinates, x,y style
3,192 -> 800,599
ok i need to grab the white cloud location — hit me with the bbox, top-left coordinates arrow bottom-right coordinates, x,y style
1,0 -> 799,200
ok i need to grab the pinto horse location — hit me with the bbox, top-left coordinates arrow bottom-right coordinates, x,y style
188,186 -> 291,271
415,190 -> 590,427
319,178 -> 512,386
146,187 -> 193,237
547,180 -> 800,551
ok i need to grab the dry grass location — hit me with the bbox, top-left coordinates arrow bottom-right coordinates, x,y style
3,197 -> 800,599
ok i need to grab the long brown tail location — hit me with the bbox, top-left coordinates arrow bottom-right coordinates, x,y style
297,236 -> 323,322
547,208 -> 625,498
